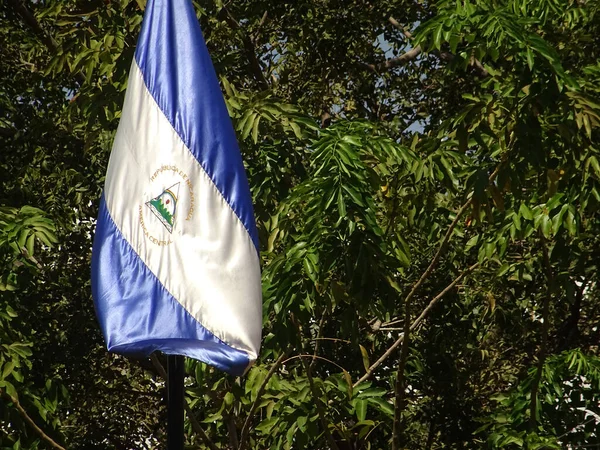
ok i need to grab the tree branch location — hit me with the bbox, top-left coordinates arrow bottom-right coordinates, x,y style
410,262 -> 481,331
391,262 -> 480,448
357,165 -> 500,389
252,10 -> 268,41
219,7 -> 269,90
149,354 -> 219,450
364,45 -> 422,72
388,16 -> 414,40
391,281 -> 412,450
311,309 -> 329,369
301,356 -> 341,450
367,18 -> 488,77
292,315 -> 340,450
354,262 -> 480,388
6,0 -> 57,51
0,389 -> 66,450
529,233 -> 554,431
7,0 -> 86,84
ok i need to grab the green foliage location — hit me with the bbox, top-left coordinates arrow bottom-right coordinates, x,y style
1,0 -> 599,448
480,350 -> 600,448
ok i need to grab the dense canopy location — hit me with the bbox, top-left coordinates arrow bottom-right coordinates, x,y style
1,0 -> 599,449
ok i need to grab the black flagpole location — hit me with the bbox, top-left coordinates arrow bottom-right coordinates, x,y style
167,355 -> 185,450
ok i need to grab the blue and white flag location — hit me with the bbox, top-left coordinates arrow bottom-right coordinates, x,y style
91,0 -> 262,376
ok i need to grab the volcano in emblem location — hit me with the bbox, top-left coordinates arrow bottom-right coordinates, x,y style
146,183 -> 180,233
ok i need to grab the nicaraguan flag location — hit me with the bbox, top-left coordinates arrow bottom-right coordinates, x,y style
91,0 -> 262,376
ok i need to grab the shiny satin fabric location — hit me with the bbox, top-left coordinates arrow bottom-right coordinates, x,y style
91,0 -> 262,376
135,0 -> 259,251
92,196 -> 252,375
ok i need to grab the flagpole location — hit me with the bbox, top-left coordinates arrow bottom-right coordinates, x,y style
167,355 -> 185,450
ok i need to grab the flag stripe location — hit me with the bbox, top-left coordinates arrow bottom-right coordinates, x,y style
92,195 -> 251,376
134,0 -> 259,251
101,60 -> 262,360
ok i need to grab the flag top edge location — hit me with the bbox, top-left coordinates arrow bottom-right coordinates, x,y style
133,0 -> 260,252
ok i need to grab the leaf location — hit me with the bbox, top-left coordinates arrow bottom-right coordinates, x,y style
342,135 -> 362,146
497,263 -> 510,277
343,369 -> 353,398
25,234 -> 35,257
433,22 -> 444,50
290,122 -> 302,139
565,211 -> 577,235
546,193 -> 564,211
337,189 -> 347,218
588,155 -> 600,178
526,47 -> 534,71
268,228 -> 279,253
255,417 -> 278,434
367,397 -> 393,416
296,415 -> 307,431
540,214 -> 551,238
465,235 -> 479,252
242,112 -> 256,140
355,399 -> 367,421
342,184 -> 365,207
1,360 -> 15,380
4,381 -> 18,401
252,114 -> 261,144
519,203 -> 533,220
285,422 -> 298,445
359,345 -> 370,372
266,400 -> 275,418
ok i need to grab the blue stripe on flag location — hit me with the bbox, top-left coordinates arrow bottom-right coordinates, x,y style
134,0 -> 259,252
91,195 -> 251,376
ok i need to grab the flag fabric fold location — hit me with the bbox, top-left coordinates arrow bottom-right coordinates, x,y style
91,0 -> 262,376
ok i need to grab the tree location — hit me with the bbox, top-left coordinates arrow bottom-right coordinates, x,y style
1,0 -> 599,448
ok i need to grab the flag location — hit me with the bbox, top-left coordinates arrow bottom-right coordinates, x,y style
91,0 -> 262,376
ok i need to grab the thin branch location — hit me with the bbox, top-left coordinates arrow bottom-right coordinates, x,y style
311,309 -> 328,369
282,354 -> 348,373
311,337 -> 351,344
392,262 -> 480,448
364,45 -> 422,72
252,10 -> 268,41
0,389 -> 66,450
471,57 -> 489,77
292,316 -> 340,450
225,412 -> 240,450
6,0 -> 57,51
149,354 -> 219,450
370,18 -> 488,77
301,356 -> 340,450
557,416 -> 600,440
238,349 -> 291,450
410,262 -> 481,332
356,167 -> 501,389
219,7 -> 269,89
185,396 -> 220,450
381,318 -> 403,328
7,0 -> 86,84
388,16 -> 403,30
353,262 -> 481,387
392,283 -> 412,450
388,16 -> 413,40
529,233 -> 554,431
